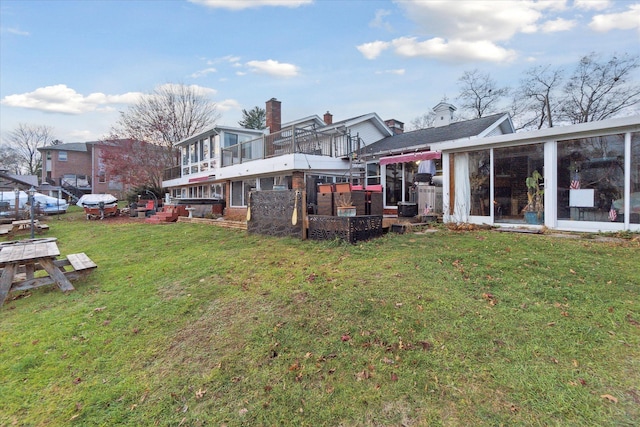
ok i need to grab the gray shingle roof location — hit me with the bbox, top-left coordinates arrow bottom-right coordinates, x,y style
38,142 -> 89,152
363,113 -> 508,156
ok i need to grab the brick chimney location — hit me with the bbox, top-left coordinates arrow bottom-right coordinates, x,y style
266,98 -> 281,133
384,119 -> 404,135
323,111 -> 333,125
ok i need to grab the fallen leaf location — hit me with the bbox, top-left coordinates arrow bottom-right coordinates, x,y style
570,269 -> 576,274
94,306 -> 106,312
195,388 -> 206,399
601,394 -> 618,403
341,334 -> 351,342
356,370 -> 371,381
391,373 -> 398,381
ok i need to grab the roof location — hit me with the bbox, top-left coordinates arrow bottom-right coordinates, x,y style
363,113 -> 511,157
0,172 -> 39,189
38,142 -> 89,152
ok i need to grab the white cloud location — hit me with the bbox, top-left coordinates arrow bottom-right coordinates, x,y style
155,83 -> 218,97
375,69 -> 405,75
541,18 -> 577,32
574,0 -> 611,11
0,83 -> 218,115
190,67 -> 217,78
0,84 -> 142,114
391,37 -> 517,63
245,59 -> 299,78
589,4 -> 640,32
396,1 -> 548,42
3,27 -> 30,36
216,98 -> 241,112
356,0 -> 593,63
188,0 -> 312,10
356,41 -> 391,60
370,9 -> 393,31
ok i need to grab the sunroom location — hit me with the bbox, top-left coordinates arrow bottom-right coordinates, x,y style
433,116 -> 640,232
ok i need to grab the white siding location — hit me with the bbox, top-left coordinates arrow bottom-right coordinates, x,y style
350,121 -> 387,147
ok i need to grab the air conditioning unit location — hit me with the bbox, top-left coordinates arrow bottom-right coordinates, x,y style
416,183 -> 443,214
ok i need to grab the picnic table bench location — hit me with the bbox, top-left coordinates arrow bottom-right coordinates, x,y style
0,238 -> 97,307
0,220 -> 49,236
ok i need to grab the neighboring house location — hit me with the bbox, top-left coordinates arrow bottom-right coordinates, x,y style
38,140 -> 129,200
162,98 -> 395,218
429,115 -> 640,232
361,103 -> 515,213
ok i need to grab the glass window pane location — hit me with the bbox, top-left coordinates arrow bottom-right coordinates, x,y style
557,134 -> 624,222
494,144 -> 544,223
385,164 -> 402,206
231,181 -> 243,206
469,150 -> 490,216
629,132 -> 639,224
260,177 -> 274,191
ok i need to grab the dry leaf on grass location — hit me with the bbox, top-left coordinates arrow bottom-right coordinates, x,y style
601,394 -> 618,403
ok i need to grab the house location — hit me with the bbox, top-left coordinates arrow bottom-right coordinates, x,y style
361,103 -> 515,215
427,115 -> 640,232
162,98 -> 394,219
38,140 -> 132,201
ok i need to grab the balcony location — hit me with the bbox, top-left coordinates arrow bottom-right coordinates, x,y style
222,126 -> 356,166
164,125 -> 361,182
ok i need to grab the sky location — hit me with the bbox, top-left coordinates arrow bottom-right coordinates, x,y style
1,0 -> 639,143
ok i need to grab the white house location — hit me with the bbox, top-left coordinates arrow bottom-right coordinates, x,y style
162,98 -> 394,218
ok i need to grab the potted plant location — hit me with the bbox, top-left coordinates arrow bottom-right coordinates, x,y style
336,193 -> 356,217
524,170 -> 544,224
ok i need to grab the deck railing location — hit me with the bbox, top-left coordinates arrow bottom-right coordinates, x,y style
221,126 -> 357,166
165,125 -> 361,178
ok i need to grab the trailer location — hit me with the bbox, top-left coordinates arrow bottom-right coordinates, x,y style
76,194 -> 120,220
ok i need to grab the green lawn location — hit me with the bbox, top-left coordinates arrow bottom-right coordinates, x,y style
1,211 -> 639,426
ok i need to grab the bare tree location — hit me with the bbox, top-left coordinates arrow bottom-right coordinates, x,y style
238,106 -> 266,129
408,111 -> 436,131
456,69 -> 509,119
561,52 -> 640,123
4,123 -> 55,175
513,65 -> 564,129
114,83 -> 220,150
0,145 -> 22,174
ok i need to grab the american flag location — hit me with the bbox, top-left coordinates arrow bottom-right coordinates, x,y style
570,172 -> 580,189
609,201 -> 617,222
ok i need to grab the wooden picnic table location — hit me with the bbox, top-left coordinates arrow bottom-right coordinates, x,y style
0,238 -> 96,307
0,220 -> 49,236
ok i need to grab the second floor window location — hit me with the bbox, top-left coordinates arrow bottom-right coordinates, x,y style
224,133 -> 238,147
58,151 -> 67,161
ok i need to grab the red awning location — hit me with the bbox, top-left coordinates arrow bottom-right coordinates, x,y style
188,175 -> 215,183
379,151 -> 441,165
